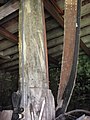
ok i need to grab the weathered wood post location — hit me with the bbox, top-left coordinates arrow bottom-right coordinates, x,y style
19,0 -> 55,120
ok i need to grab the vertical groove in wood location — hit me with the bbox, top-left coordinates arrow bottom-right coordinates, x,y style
41,1 -> 49,84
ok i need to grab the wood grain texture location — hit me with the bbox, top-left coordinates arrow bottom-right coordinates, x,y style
0,0 -> 19,21
19,0 -> 55,119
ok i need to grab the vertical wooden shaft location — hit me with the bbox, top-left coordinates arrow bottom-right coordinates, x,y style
57,0 -> 81,114
19,0 -> 55,120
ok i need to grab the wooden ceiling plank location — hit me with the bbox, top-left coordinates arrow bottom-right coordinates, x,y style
48,44 -> 63,55
48,36 -> 63,49
81,15 -> 90,28
0,45 -> 18,56
46,18 -> 59,31
0,60 -> 19,69
81,3 -> 90,17
80,26 -> 90,37
49,0 -> 64,15
0,40 -> 15,51
6,65 -> 19,71
0,0 -> 19,21
0,18 -> 18,41
0,11 -> 18,26
47,27 -> 64,40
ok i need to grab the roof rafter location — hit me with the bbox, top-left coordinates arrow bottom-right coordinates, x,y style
44,0 -> 64,28
0,26 -> 18,43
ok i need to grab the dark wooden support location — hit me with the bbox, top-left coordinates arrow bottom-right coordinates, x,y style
0,26 -> 18,43
44,0 -> 64,28
57,0 -> 81,114
49,0 -> 64,15
19,0 -> 55,119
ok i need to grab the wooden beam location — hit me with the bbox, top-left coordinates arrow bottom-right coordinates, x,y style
0,19 -> 18,40
19,0 -> 55,119
0,11 -> 18,26
0,26 -> 18,43
57,0 -> 64,11
49,0 -> 64,15
44,0 -> 64,28
0,0 -> 19,21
